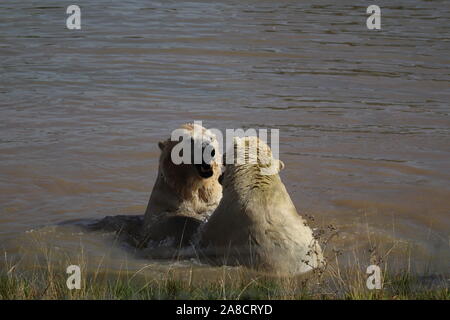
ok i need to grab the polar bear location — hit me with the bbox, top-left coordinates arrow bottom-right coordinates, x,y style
141,123 -> 223,247
198,136 -> 324,275
90,123 -> 222,249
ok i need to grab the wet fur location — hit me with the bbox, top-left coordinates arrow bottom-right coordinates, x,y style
198,136 -> 324,275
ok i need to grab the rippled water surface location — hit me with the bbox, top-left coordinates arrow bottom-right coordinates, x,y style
1,0 -> 449,275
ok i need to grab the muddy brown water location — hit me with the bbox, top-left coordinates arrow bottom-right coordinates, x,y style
0,1 -> 449,278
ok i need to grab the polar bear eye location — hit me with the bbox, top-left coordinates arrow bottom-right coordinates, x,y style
211,149 -> 215,157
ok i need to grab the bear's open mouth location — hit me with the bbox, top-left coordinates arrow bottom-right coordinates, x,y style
195,163 -> 214,178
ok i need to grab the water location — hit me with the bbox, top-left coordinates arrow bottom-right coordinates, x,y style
0,0 -> 449,275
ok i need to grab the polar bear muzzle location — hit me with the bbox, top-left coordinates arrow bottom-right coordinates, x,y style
193,142 -> 215,179
195,162 -> 214,178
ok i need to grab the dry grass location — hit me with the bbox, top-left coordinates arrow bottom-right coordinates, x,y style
0,247 -> 448,300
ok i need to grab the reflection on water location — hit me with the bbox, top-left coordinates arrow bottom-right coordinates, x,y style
0,0 -> 449,275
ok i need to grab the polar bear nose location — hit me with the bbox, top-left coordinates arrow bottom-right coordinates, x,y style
195,161 -> 214,178
200,162 -> 212,171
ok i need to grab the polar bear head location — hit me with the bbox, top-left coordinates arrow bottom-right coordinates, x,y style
219,136 -> 284,186
158,123 -> 222,183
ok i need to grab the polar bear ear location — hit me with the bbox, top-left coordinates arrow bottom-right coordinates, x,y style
278,160 -> 285,171
158,141 -> 166,150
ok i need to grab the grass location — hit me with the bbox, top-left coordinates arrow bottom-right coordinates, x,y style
1,219 -> 448,300
0,252 -> 448,300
